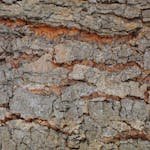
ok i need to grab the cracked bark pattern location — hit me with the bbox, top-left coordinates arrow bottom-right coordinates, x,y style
0,0 -> 150,149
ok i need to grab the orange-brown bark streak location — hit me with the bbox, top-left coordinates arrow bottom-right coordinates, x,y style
0,18 -> 138,44
101,130 -> 150,143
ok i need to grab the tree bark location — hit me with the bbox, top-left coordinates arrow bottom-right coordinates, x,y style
0,0 -> 150,149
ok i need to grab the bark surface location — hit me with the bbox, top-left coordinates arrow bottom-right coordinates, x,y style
0,0 -> 150,149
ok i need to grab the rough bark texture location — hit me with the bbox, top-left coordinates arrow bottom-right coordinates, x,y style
0,0 -> 150,149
